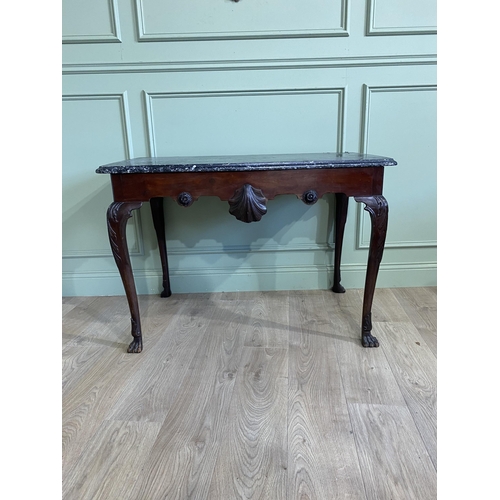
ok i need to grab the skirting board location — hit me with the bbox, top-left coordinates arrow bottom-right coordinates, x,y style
62,262 -> 437,296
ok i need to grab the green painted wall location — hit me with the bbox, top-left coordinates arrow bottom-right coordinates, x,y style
62,0 -> 436,296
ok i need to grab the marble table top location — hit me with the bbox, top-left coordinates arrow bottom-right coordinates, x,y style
96,152 -> 397,174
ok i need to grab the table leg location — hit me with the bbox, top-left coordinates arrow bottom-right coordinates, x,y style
107,201 -> 144,353
333,193 -> 348,293
354,195 -> 388,348
150,197 -> 172,298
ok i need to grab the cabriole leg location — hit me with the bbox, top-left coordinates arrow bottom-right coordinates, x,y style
354,195 -> 388,348
107,201 -> 144,353
333,193 -> 348,293
150,197 -> 172,298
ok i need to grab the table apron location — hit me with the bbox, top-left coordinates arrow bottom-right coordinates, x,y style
110,167 -> 384,202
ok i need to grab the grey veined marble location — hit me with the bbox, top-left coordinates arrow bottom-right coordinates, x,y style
96,152 -> 397,174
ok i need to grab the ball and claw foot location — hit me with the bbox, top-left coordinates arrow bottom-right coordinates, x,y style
160,289 -> 172,298
128,337 -> 143,353
332,283 -> 346,293
362,334 -> 379,348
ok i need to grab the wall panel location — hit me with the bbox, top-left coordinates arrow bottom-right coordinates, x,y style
62,93 -> 142,259
136,0 -> 349,40
62,0 -> 122,43
145,88 -> 344,156
358,85 -> 437,249
367,0 -> 437,35
62,0 -> 437,296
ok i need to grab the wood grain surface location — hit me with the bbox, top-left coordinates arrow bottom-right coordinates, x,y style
288,293 -> 366,499
62,288 -> 437,499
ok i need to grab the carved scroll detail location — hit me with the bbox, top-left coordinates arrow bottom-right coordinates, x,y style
355,195 -> 388,265
354,195 -> 388,348
228,184 -> 267,223
106,201 -> 144,353
107,202 -> 141,264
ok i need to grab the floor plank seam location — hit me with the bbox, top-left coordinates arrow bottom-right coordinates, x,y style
380,325 -> 437,472
63,289 -> 437,500
331,333 -> 371,500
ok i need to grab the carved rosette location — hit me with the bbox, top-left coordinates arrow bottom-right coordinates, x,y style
228,184 -> 267,223
302,190 -> 318,205
177,192 -> 193,207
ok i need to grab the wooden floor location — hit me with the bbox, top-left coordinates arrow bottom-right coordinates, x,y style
62,287 -> 437,500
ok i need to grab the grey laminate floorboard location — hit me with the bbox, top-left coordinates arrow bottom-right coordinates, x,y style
62,288 -> 437,500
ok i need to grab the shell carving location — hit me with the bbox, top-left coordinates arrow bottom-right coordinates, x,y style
228,184 -> 267,223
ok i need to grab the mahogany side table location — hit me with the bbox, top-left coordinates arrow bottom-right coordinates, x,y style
96,152 -> 396,353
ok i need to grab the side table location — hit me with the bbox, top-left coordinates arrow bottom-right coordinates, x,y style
96,152 -> 396,353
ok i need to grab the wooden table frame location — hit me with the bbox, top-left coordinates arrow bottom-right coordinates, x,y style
99,154 -> 394,353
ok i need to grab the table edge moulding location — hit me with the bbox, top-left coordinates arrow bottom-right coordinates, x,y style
96,152 -> 397,353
